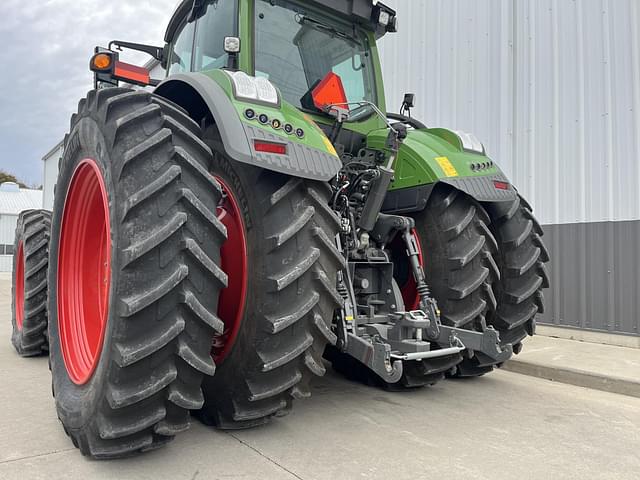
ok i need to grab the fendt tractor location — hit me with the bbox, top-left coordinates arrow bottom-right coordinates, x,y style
10,0 -> 549,459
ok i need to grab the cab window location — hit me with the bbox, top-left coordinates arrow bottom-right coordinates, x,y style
168,21 -> 195,75
194,0 -> 237,71
254,0 -> 376,109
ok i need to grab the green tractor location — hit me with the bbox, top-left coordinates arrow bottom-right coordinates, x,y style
10,0 -> 549,459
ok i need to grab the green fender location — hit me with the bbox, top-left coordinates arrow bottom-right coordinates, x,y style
366,127 -> 517,213
154,69 -> 342,181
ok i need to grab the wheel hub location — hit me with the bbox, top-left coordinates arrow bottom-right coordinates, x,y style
15,241 -> 25,330
58,159 -> 111,385
212,176 -> 248,363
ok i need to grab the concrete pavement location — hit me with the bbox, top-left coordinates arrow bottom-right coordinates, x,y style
503,332 -> 640,398
2,274 -> 640,479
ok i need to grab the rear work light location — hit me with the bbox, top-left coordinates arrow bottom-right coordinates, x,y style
254,140 -> 287,155
493,180 -> 510,190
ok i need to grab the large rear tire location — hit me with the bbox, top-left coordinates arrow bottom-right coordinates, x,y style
49,89 -> 226,459
484,195 -> 550,351
405,186 -> 549,378
11,209 -> 51,357
198,151 -> 343,429
393,185 -> 501,380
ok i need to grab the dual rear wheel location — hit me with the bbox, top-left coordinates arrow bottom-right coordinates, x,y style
45,88 -> 341,458
390,184 -> 549,384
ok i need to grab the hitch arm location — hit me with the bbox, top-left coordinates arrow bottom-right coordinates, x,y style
437,325 -> 513,364
345,334 -> 403,384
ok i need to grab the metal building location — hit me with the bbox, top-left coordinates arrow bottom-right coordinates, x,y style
378,0 -> 640,337
0,183 -> 43,272
42,141 -> 63,211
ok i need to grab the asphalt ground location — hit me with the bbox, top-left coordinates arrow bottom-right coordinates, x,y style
1,273 -> 639,480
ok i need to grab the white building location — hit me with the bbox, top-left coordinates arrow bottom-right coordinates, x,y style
0,182 -> 43,272
42,141 -> 63,211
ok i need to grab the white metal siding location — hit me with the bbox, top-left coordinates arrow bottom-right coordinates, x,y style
42,144 -> 62,211
379,0 -> 640,225
0,256 -> 12,273
0,214 -> 17,246
0,214 -> 17,273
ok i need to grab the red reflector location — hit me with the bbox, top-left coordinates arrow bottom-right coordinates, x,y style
254,140 -> 287,155
114,61 -> 150,86
493,181 -> 510,190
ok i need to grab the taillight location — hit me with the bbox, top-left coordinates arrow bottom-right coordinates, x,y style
254,140 -> 287,155
493,180 -> 510,190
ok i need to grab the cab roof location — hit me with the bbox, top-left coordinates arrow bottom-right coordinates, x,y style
165,0 -> 395,43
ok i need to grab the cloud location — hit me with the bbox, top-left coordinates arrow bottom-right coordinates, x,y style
0,0 -> 176,185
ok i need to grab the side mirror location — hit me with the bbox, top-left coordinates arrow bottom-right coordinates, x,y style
161,44 -> 171,70
108,40 -> 164,63
401,93 -> 415,116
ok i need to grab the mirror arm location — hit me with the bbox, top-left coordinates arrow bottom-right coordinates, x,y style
108,40 -> 164,63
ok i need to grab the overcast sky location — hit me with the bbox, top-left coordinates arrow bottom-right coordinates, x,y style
0,0 -> 178,186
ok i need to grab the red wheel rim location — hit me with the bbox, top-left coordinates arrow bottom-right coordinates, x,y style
392,228 -> 424,311
212,176 -> 248,363
58,159 -> 111,385
15,241 -> 25,330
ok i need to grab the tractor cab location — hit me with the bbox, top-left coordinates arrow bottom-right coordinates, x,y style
92,0 -> 396,132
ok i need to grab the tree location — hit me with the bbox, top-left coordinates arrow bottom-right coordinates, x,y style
0,170 -> 27,188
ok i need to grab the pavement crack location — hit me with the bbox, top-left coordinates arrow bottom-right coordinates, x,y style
0,448 -> 76,465
225,432 -> 305,480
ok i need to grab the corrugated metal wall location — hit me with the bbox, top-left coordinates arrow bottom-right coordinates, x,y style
378,0 -> 640,335
42,144 -> 62,211
379,0 -> 640,225
0,214 -> 17,273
